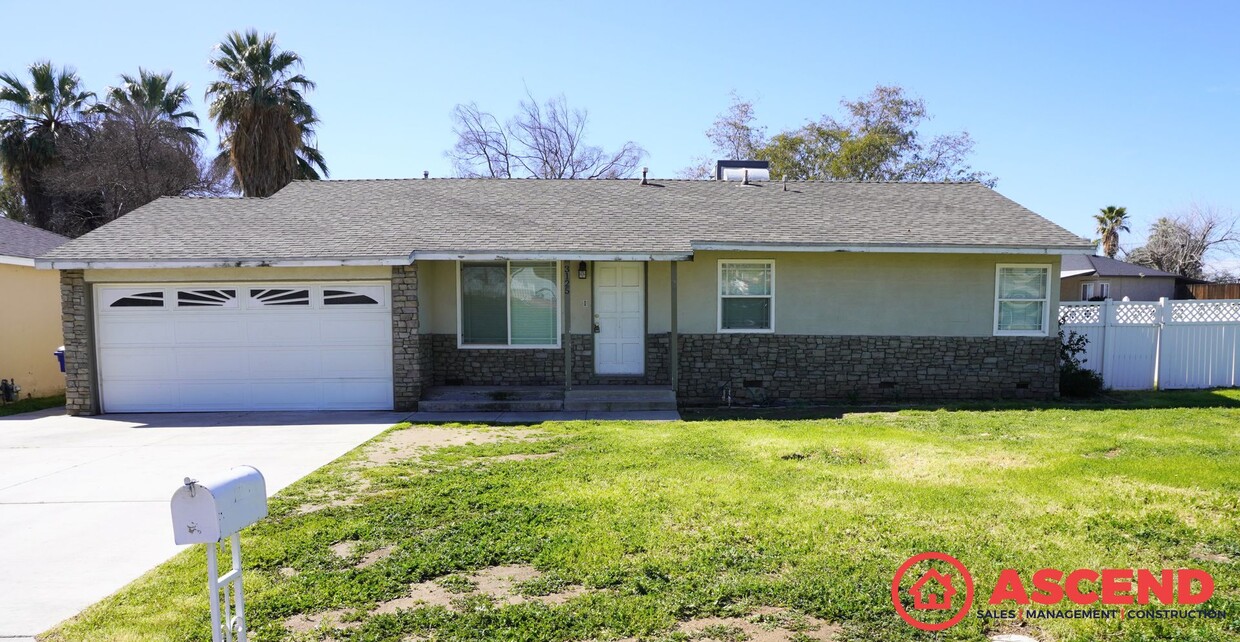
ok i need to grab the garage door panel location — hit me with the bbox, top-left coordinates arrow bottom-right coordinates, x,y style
97,282 -> 394,412
98,348 -> 177,380
247,349 -> 323,378
319,317 -> 390,344
98,319 -> 176,346
103,381 -> 181,412
245,317 -> 322,345
320,380 -> 394,407
179,381 -> 255,409
320,347 -> 393,377
175,317 -> 248,344
175,349 -> 249,379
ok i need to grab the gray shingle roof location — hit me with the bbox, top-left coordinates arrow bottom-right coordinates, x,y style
0,217 -> 69,260
41,179 -> 1093,265
1061,254 -> 1180,279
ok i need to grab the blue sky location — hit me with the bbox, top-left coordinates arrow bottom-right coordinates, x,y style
3,0 -> 1237,247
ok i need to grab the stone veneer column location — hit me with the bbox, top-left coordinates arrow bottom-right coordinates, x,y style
60,269 -> 98,415
391,264 -> 423,411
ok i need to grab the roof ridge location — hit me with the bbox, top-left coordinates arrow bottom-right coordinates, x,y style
291,177 -> 985,185
0,216 -> 71,240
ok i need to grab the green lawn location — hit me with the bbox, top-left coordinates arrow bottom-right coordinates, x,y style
0,393 -> 64,417
44,391 -> 1240,641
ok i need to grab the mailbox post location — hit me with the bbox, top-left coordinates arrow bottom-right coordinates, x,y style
171,466 -> 267,642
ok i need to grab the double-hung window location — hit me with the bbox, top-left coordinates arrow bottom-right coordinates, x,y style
718,260 -> 774,332
459,261 -> 560,347
994,264 -> 1050,335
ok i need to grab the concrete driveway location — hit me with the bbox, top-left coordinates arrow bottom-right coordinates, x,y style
0,408 -> 404,640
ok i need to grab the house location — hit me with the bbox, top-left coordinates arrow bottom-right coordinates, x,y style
910,568 -> 956,610
1060,254 -> 1183,301
0,217 -> 70,399
37,164 -> 1094,415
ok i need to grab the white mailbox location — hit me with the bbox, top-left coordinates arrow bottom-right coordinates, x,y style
171,466 -> 268,545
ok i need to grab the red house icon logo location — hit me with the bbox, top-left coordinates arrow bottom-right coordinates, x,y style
910,568 -> 956,610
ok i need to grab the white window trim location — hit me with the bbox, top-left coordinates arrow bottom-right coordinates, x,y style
717,259 -> 776,334
1081,281 -> 1110,301
993,263 -> 1051,336
456,260 -> 562,349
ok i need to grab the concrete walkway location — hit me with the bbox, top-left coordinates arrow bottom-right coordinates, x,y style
0,409 -> 402,640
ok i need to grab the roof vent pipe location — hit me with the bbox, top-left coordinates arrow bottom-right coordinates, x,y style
743,168 -> 749,185
423,170 -> 429,179
641,167 -> 648,185
783,176 -> 787,192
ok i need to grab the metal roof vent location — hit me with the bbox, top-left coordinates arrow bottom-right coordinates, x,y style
716,159 -> 770,182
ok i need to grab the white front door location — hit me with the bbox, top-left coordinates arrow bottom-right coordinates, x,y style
594,262 -> 645,375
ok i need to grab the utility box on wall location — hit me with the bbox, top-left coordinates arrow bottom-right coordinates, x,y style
170,465 -> 267,545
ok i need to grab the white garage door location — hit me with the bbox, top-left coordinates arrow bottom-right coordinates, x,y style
95,283 -> 393,412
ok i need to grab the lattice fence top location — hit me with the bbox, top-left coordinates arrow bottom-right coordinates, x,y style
1115,303 -> 1159,324
1060,299 -> 1240,326
1170,300 -> 1240,324
1059,304 -> 1102,325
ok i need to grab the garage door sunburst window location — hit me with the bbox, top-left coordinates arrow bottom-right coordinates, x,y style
176,289 -> 237,308
250,288 -> 311,306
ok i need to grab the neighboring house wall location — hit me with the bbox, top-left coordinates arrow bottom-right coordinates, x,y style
0,263 -> 65,399
1061,275 -> 1176,301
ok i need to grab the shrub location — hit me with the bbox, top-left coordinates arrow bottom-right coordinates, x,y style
1059,329 -> 1105,397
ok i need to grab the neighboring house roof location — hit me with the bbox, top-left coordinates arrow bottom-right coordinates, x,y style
0,217 -> 70,266
39,179 -> 1094,268
1060,254 -> 1180,279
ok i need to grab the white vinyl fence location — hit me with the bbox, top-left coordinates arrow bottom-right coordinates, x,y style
1058,299 -> 1240,390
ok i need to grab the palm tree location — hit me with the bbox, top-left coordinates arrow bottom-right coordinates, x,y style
1093,205 -> 1131,259
0,62 -> 94,229
205,30 -> 327,197
95,69 -> 205,142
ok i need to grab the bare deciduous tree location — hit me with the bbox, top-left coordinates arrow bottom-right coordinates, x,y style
1126,204 -> 1240,280
680,92 -> 768,179
448,92 -> 645,179
41,111 -> 224,236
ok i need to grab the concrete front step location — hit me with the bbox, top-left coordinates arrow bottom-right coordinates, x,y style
418,399 -> 564,412
419,386 -> 564,412
563,400 -> 678,411
418,385 -> 676,413
563,387 -> 676,412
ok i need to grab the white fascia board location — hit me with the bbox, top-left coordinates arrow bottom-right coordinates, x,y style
1060,269 -> 1097,278
690,241 -> 1096,255
412,251 -> 693,261
35,255 -> 413,270
0,255 -> 36,267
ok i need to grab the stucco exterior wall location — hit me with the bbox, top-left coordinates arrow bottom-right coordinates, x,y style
0,263 -> 65,398
418,253 -> 1062,338
1060,275 -> 1176,302
675,252 -> 1061,336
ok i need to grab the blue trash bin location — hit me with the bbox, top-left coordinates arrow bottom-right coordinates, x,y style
54,346 -> 65,373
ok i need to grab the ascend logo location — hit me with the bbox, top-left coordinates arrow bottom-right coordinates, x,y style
988,568 -> 1214,606
892,554 -> 1224,630
891,552 -> 975,631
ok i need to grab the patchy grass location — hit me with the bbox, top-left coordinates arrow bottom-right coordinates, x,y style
42,391 -> 1240,641
0,393 -> 64,417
